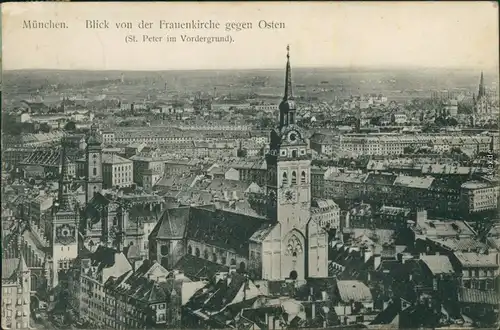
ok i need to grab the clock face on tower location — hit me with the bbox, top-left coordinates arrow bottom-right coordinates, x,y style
55,224 -> 76,245
288,130 -> 299,144
280,188 -> 297,204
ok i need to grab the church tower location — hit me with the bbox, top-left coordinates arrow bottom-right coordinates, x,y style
265,46 -> 313,281
478,71 -> 485,99
51,137 -> 79,288
85,124 -> 103,204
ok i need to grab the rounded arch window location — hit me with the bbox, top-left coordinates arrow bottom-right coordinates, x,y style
160,245 -> 169,255
187,245 -> 193,255
289,270 -> 298,280
212,253 -> 217,263
195,248 -> 200,258
239,262 -> 246,272
230,258 -> 236,266
282,172 -> 288,185
291,171 -> 297,184
301,171 -> 306,183
204,250 -> 209,260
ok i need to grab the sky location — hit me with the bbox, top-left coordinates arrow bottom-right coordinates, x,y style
2,2 -> 499,71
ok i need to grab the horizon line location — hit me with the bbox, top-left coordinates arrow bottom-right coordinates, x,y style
4,64 -> 499,73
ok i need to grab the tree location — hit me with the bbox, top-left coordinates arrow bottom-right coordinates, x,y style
446,117 -> 458,126
403,146 -> 415,154
39,123 -> 51,133
64,121 -> 76,131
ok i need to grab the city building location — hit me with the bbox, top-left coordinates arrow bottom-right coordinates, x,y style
102,154 -> 134,189
1,257 -> 31,330
149,46 -> 330,281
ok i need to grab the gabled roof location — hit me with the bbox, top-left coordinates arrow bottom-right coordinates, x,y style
174,254 -> 228,280
151,207 -> 190,240
336,280 -> 373,302
2,258 -> 23,282
420,255 -> 455,275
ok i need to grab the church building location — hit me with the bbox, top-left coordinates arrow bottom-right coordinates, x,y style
150,46 -> 331,281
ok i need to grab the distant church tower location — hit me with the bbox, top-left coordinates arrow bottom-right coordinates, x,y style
264,45 -> 327,281
475,71 -> 492,115
85,124 -> 103,204
478,71 -> 486,99
51,138 -> 79,288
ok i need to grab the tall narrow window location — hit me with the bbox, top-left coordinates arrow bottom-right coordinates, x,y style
291,171 -> 297,185
301,171 -> 306,183
282,172 -> 288,186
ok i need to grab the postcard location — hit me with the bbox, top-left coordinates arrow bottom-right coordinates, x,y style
1,2 -> 499,330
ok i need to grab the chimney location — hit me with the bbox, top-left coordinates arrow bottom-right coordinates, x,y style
373,254 -> 381,270
344,211 -> 350,229
364,246 -> 374,263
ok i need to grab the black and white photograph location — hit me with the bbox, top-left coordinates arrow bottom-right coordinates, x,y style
1,2 -> 499,329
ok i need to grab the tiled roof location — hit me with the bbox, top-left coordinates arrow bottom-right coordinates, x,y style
336,280 -> 373,302
174,254 -> 228,280
151,207 -> 190,239
250,223 -> 277,243
186,272 -> 248,313
187,206 -> 269,256
420,255 -> 455,275
416,220 -> 475,237
454,252 -> 498,268
364,173 -> 397,185
326,172 -> 367,183
394,175 -> 434,189
428,237 -> 489,252
2,258 -> 21,281
102,154 -> 132,164
458,287 -> 500,305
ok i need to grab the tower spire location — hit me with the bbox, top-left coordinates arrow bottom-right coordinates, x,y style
283,44 -> 293,101
478,71 -> 485,98
57,137 -> 73,212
